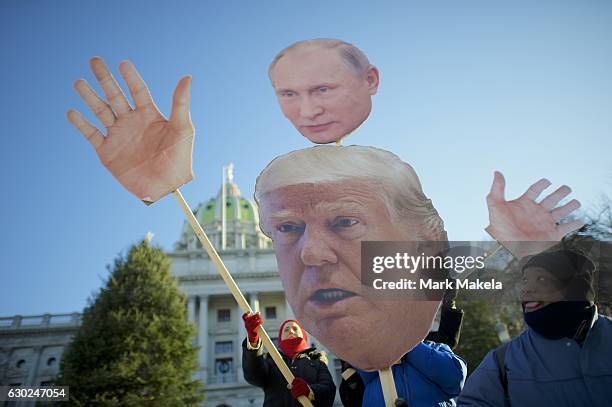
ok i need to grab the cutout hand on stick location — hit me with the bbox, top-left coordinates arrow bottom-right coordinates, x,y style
68,58 -> 313,407
485,171 -> 584,259
68,58 -> 194,204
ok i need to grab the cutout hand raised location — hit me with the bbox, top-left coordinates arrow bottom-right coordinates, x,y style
67,58 -> 194,204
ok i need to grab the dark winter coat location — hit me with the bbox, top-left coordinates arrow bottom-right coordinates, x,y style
458,315 -> 612,407
242,339 -> 336,407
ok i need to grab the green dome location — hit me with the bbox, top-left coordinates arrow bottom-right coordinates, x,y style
194,196 -> 257,226
175,164 -> 270,251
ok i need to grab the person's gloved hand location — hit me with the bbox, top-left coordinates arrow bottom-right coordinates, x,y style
395,398 -> 408,406
290,377 -> 312,400
242,312 -> 263,345
442,279 -> 458,309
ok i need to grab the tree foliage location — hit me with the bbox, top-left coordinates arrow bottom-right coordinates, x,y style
453,298 -> 502,376
567,195 -> 611,316
57,240 -> 204,406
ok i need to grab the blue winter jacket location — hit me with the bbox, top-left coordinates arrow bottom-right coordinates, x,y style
358,341 -> 467,407
458,315 -> 612,407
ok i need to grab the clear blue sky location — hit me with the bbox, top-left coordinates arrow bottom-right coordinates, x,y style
1,0 -> 610,316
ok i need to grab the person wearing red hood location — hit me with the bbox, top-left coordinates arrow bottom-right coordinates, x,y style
242,313 -> 336,406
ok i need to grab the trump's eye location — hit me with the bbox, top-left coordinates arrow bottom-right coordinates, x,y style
332,217 -> 359,229
277,223 -> 304,233
280,91 -> 296,98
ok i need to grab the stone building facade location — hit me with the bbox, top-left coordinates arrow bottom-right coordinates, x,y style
0,313 -> 80,406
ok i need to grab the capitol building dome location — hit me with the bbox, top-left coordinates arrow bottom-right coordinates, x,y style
175,164 -> 272,252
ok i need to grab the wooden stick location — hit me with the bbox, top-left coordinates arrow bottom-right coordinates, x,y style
173,189 -> 313,407
379,367 -> 399,406
335,137 -> 402,403
339,128 -> 392,402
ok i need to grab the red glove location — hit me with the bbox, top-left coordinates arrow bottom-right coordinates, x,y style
242,312 -> 262,344
290,377 -> 312,400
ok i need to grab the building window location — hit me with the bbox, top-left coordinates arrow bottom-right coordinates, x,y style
265,306 -> 277,320
215,341 -> 233,354
215,358 -> 232,374
47,357 -> 57,367
217,309 -> 231,323
214,358 -> 233,383
16,359 -> 25,368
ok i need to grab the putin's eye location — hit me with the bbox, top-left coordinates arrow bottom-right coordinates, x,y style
318,86 -> 330,93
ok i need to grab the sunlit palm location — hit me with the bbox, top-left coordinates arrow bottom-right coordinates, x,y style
67,58 -> 194,204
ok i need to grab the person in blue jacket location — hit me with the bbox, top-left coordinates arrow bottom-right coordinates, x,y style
458,249 -> 612,407
358,341 -> 467,407
339,284 -> 465,407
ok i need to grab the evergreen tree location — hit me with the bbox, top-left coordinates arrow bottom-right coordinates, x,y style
57,240 -> 204,406
571,197 -> 612,316
453,298 -> 502,376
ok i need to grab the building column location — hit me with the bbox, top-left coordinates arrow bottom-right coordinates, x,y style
249,292 -> 260,314
198,295 -> 208,384
236,302 -> 245,384
26,346 -> 42,387
198,295 -> 209,384
187,296 -> 196,323
285,297 -> 295,320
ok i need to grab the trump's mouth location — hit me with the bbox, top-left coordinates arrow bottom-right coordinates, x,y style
309,288 -> 357,304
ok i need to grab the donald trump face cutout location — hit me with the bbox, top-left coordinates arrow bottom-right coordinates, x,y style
256,146 -> 444,370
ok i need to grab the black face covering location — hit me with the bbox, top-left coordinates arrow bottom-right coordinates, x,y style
523,301 -> 594,341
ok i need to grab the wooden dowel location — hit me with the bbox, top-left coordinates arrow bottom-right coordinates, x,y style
172,189 -> 313,407
379,367 -> 399,406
